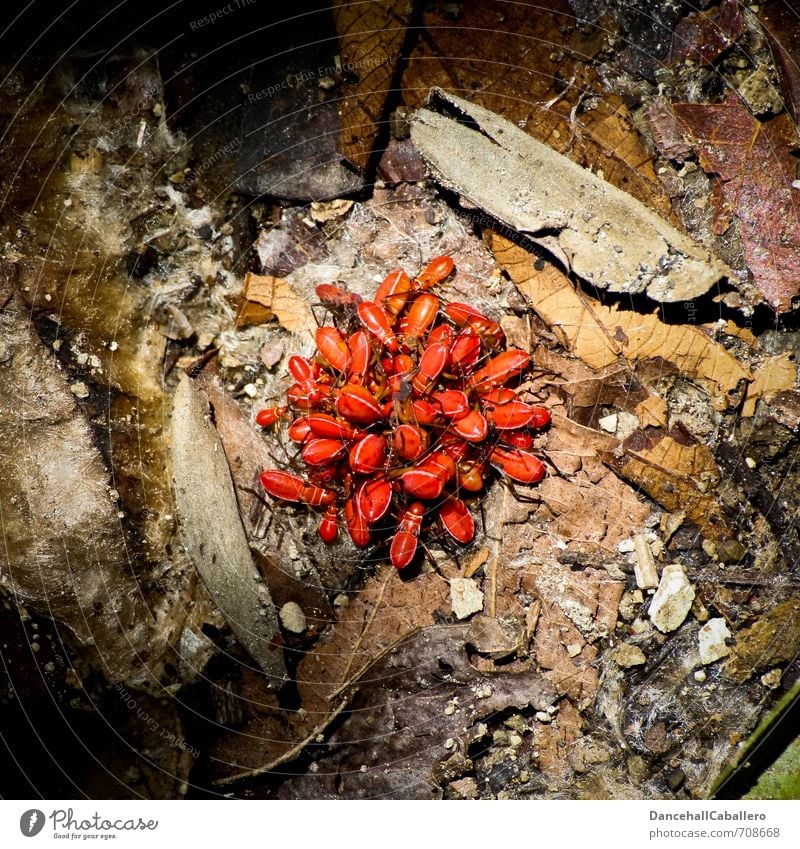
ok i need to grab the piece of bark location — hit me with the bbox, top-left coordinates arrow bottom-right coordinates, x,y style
171,374 -> 287,686
410,88 -> 732,303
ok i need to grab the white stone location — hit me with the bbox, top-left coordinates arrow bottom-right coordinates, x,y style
599,413 -> 618,433
612,643 -> 646,668
279,601 -> 307,634
648,564 -> 695,633
698,617 -> 731,664
450,578 -> 484,620
70,381 -> 90,399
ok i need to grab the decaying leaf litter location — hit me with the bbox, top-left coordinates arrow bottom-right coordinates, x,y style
1,0 -> 800,800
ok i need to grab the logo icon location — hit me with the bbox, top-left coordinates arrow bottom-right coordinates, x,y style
19,810 -> 45,837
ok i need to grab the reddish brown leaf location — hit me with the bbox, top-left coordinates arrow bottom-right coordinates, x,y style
760,1 -> 800,122
674,94 -> 800,312
668,0 -> 746,66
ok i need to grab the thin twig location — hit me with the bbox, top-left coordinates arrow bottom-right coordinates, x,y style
212,697 -> 350,786
327,626 -> 422,702
336,568 -> 393,686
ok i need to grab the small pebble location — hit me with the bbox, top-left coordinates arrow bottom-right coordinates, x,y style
760,668 -> 782,689
243,383 -> 258,398
612,643 -> 647,668
745,456 -> 757,469
70,381 -> 90,399
599,413 -> 618,433
492,730 -> 509,746
450,578 -> 484,620
566,642 -> 582,658
617,538 -> 636,554
693,669 -> 707,683
649,564 -> 695,633
698,617 -> 731,664
666,768 -> 686,792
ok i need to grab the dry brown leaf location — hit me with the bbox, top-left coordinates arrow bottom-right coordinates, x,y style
741,353 -> 797,417
296,567 -> 451,708
536,698 -> 584,781
494,234 -> 751,410
332,0 -> 410,171
611,430 -> 733,542
635,396 -> 669,428
668,0 -> 746,66
674,94 -> 800,312
237,272 -> 315,342
725,596 -> 800,682
579,94 -> 679,225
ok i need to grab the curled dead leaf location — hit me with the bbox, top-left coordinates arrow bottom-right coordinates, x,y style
171,374 -> 287,685
494,234 -> 751,411
411,89 -> 731,303
236,272 -> 316,342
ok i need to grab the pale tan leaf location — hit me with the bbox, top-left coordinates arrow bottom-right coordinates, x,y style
239,272 -> 316,343
635,396 -> 669,428
493,234 -> 752,411
741,353 -> 797,417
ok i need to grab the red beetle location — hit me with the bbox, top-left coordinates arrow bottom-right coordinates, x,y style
255,405 -> 287,427
349,434 -> 387,475
260,470 -> 335,506
390,502 -> 426,568
319,504 -> 339,543
315,327 -> 352,372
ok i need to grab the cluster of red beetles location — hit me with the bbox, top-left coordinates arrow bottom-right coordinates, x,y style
256,256 -> 550,570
